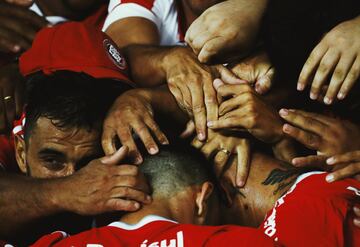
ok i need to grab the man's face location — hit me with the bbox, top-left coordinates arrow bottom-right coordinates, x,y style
185,0 -> 224,16
20,117 -> 102,178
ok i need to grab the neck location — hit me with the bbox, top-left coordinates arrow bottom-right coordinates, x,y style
222,153 -> 305,227
120,189 -> 197,225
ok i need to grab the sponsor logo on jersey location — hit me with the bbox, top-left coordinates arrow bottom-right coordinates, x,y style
103,39 -> 127,70
140,231 -> 184,247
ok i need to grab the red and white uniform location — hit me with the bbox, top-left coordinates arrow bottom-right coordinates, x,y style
33,172 -> 360,247
103,0 -> 185,45
261,172 -> 360,247
32,215 -> 276,247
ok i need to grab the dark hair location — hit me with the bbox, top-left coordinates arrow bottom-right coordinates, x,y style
139,142 -> 218,198
24,70 -> 131,143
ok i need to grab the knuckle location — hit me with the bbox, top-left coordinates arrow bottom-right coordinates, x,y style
192,103 -> 205,114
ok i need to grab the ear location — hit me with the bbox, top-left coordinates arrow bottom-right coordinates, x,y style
14,135 -> 27,174
195,181 -> 214,224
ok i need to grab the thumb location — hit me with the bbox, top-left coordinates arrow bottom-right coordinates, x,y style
255,68 -> 275,94
101,146 -> 129,165
198,37 -> 228,64
5,0 -> 34,7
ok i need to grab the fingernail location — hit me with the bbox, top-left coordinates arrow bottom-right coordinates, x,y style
292,158 -> 300,165
354,218 -> 360,226
162,139 -> 169,145
146,195 -> 152,202
324,97 -> 332,105
236,180 -> 245,188
326,157 -> 335,165
283,124 -> 291,133
310,92 -> 318,100
13,45 -> 20,52
326,174 -> 334,183
207,121 -> 214,127
297,83 -> 304,91
354,206 -> 360,213
134,202 -> 140,209
198,132 -> 205,141
279,109 -> 288,117
337,92 -> 345,100
149,147 -> 158,155
135,156 -> 143,164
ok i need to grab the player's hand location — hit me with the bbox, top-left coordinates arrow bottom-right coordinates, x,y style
297,15 -> 360,104
279,109 -> 360,165
192,129 -> 250,187
325,151 -> 360,182
354,206 -> 360,228
165,46 -> 243,141
229,50 -> 275,94
60,147 -> 151,215
185,0 -> 267,64
0,62 -> 25,133
208,83 -> 284,143
102,89 -> 169,164
0,1 -> 48,53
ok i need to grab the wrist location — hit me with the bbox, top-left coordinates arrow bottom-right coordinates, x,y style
39,177 -> 71,213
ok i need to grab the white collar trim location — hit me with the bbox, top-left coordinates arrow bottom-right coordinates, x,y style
108,215 -> 178,230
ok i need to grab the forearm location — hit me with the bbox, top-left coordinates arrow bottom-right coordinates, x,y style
0,173 -> 63,238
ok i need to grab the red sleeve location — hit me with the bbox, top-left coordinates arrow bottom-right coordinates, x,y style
261,173 -> 360,247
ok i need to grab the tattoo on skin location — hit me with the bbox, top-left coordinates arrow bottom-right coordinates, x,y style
262,162 -> 312,195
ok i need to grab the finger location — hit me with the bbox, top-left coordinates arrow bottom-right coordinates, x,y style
0,26 -> 29,51
216,65 -> 246,85
216,83 -> 253,98
326,151 -> 360,165
110,187 -> 151,204
101,127 -> 118,155
279,109 -> 327,134
208,111 -> 253,130
179,120 -> 195,138
168,84 -> 190,115
100,146 -> 129,165
105,198 -> 141,212
0,33 -> 20,53
198,36 -> 228,64
218,94 -> 250,116
201,140 -> 220,160
191,82 -> 207,141
292,155 -> 327,168
113,165 -> 139,176
326,162 -> 360,182
255,67 -> 275,94
0,3 -> 48,29
236,140 -> 251,187
323,55 -> 356,104
282,124 -> 321,150
310,50 -> 340,100
190,31 -> 213,55
131,119 -> 159,155
203,77 -> 218,123
214,150 -> 231,177
191,136 -> 206,149
143,116 -> 169,145
298,44 -> 327,91
0,15 -> 38,42
338,57 -> 360,100
354,206 -> 360,217
4,0 -> 34,7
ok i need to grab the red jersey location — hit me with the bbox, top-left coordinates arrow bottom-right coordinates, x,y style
32,172 -> 360,247
32,215 -> 276,247
261,172 -> 360,247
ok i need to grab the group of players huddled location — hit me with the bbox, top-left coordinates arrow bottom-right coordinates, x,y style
0,0 -> 359,246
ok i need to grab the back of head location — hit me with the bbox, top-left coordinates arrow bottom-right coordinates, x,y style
24,70 -> 130,142
139,142 -> 217,198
